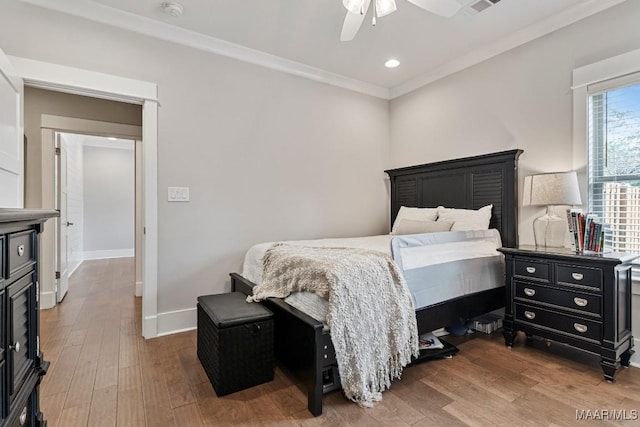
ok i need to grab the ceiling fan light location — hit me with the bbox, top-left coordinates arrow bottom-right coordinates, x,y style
343,0 -> 367,14
375,0 -> 397,17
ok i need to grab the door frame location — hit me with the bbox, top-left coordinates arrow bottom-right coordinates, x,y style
45,119 -> 143,304
54,131 -> 68,303
10,55 -> 160,338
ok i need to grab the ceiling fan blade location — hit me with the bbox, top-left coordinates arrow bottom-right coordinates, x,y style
340,0 -> 371,41
406,0 -> 462,17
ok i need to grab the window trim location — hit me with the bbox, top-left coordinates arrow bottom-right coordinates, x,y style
573,48 -> 640,208
573,48 -> 640,286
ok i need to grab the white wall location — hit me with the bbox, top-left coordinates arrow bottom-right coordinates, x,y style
388,0 -> 640,364
83,143 -> 135,259
60,133 -> 84,275
389,0 -> 640,246
0,1 -> 389,332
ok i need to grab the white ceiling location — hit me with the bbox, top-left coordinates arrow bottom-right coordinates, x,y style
20,0 -> 628,98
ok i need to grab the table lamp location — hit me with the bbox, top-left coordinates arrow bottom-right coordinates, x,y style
523,171 -> 582,247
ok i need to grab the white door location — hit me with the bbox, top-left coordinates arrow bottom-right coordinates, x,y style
0,49 -> 24,207
56,134 -> 70,302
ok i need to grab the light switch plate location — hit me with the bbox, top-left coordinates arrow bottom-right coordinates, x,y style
168,186 -> 190,202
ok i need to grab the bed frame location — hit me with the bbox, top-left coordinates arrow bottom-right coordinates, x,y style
231,149 -> 523,416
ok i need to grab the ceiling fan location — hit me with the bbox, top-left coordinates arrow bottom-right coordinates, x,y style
340,0 -> 462,41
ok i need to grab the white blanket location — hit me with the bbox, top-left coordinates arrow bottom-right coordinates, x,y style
247,243 -> 419,407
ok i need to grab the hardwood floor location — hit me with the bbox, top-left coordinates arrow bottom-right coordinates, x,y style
40,258 -> 640,426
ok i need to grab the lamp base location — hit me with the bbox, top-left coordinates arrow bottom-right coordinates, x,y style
533,206 -> 566,248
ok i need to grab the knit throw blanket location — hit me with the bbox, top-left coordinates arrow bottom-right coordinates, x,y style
247,244 -> 419,407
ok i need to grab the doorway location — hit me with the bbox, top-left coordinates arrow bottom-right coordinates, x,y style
36,113 -> 142,308
55,132 -> 138,302
4,54 -> 159,338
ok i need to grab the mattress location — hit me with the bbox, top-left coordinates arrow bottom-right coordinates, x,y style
241,230 -> 504,324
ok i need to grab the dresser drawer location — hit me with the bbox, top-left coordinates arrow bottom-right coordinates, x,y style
557,264 -> 602,290
514,259 -> 550,282
514,281 -> 601,317
515,304 -> 601,342
7,231 -> 35,280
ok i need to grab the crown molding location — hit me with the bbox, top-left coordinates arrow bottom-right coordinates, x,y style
390,0 -> 630,99
18,0 -> 390,100
19,0 -> 627,101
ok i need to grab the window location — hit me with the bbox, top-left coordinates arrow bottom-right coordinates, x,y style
588,75 -> 640,253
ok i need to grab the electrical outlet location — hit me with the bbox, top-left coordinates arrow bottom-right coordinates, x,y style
168,187 -> 190,202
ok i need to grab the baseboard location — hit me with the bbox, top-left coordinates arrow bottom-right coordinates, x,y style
40,291 -> 57,310
143,314 -> 157,339
156,307 -> 197,336
68,259 -> 83,277
83,249 -> 134,260
135,281 -> 142,297
631,338 -> 640,367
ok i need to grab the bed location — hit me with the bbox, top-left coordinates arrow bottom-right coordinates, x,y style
230,149 -> 523,416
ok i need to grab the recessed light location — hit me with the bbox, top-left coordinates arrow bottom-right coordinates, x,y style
384,59 -> 400,69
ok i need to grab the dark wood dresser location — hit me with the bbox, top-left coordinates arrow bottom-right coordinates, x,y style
0,209 -> 57,427
498,246 -> 636,381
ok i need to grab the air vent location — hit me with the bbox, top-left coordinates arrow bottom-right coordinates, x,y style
458,0 -> 502,16
471,1 -> 491,12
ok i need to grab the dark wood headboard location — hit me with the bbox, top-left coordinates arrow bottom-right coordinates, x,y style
385,149 -> 523,248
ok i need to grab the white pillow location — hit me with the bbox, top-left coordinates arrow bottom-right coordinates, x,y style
392,206 -> 439,234
391,219 -> 454,236
437,205 -> 493,231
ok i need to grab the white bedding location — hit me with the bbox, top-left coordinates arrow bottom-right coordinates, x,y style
241,230 -> 503,324
242,235 -> 392,284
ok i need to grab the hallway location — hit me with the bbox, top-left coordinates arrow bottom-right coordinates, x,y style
39,258 -> 207,426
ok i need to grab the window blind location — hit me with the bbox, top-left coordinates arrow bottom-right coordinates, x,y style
587,74 -> 640,262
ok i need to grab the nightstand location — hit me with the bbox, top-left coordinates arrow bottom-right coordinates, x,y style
497,246 -> 637,381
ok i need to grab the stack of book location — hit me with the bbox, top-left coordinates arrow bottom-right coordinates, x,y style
566,209 -> 610,253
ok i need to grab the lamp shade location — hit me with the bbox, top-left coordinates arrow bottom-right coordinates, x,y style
523,171 -> 582,206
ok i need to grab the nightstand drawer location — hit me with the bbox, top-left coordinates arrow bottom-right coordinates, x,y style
514,281 -> 601,317
514,259 -> 549,282
515,304 -> 601,342
557,264 -> 602,290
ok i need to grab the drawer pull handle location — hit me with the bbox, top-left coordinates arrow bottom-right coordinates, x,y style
524,311 -> 536,320
524,288 -> 536,297
572,273 -> 584,281
526,267 -> 536,274
17,244 -> 25,257
574,323 -> 588,333
9,341 -> 20,353
574,297 -> 588,307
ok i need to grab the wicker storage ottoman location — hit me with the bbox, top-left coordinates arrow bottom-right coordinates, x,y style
197,292 -> 274,396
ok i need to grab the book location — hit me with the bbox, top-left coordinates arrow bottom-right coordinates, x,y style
566,209 -> 583,251
418,332 -> 444,350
